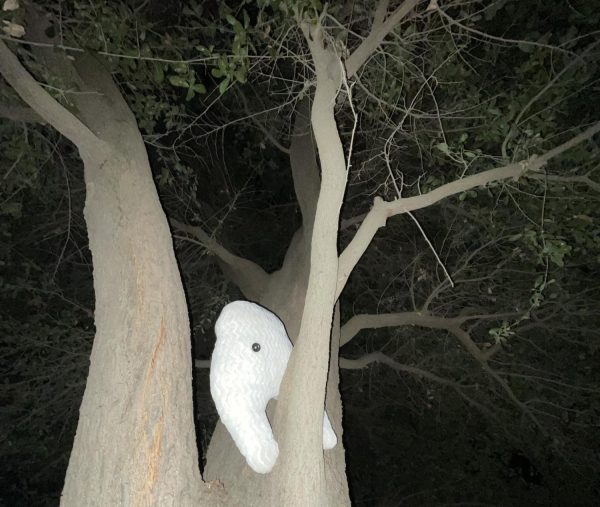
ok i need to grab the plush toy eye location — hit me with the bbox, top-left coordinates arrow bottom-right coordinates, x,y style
252,342 -> 261,352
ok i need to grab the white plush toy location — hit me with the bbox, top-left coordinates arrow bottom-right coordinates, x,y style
210,300 -> 337,474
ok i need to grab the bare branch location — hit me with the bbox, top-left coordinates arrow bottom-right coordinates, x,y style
0,40 -> 101,154
336,197 -> 387,299
345,0 -> 420,79
340,351 -> 457,386
0,103 -> 44,123
340,352 -> 498,419
340,311 -> 465,347
239,91 -> 290,155
500,42 -> 597,159
290,99 -> 320,228
342,314 -> 548,434
171,219 -> 269,299
436,7 -> 579,58
336,123 -> 600,296
447,326 -> 547,434
530,172 -> 600,192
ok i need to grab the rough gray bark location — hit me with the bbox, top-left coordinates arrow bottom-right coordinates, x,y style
0,38 -> 224,506
64,152 -> 204,506
269,19 -> 348,506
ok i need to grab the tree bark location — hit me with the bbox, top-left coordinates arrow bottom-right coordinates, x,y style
0,39 -> 223,506
268,20 -> 348,506
63,151 -> 207,506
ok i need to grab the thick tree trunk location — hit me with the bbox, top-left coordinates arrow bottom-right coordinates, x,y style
61,151 -> 205,506
0,38 -> 223,506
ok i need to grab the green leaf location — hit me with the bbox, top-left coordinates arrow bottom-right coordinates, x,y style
233,68 -> 247,83
153,63 -> 164,84
435,142 -> 450,155
233,23 -> 245,37
218,77 -> 230,95
518,41 -> 534,53
168,75 -> 189,88
193,83 -> 207,94
172,62 -> 189,74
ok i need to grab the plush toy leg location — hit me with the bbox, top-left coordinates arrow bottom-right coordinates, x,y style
220,401 -> 279,474
323,411 -> 337,449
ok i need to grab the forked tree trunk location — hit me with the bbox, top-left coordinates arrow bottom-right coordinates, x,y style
202,100 -> 351,506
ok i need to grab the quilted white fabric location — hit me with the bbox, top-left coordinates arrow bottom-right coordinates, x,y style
210,300 -> 337,473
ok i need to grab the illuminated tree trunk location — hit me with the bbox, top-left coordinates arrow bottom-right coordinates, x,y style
0,40 -> 223,506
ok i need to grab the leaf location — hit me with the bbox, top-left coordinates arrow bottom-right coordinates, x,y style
435,142 -> 450,155
2,20 -> 25,37
517,41 -> 534,53
172,62 -> 189,74
233,68 -> 247,84
193,83 -> 207,94
2,201 -> 22,217
218,78 -> 230,95
233,23 -> 245,37
168,75 -> 189,88
2,0 -> 20,11
153,63 -> 164,84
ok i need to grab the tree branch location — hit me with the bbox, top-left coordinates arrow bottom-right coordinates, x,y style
0,40 -> 101,154
342,315 -> 547,433
171,219 -> 269,300
345,0 -> 420,79
271,19 -> 349,504
239,91 -> 290,155
0,103 -> 44,123
340,311 -> 465,347
336,122 -> 600,296
340,351 -> 455,385
337,196 -> 387,299
194,359 -> 210,369
290,98 -> 320,229
340,351 -> 497,419
446,326 -> 546,434
530,172 -> 600,192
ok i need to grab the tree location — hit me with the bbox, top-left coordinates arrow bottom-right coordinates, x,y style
1,0 -> 599,505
